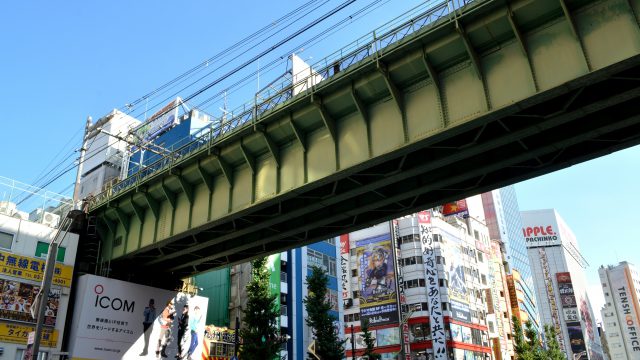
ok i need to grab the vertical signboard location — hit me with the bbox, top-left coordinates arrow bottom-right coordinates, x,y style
538,248 -> 565,352
391,219 -> 411,360
610,267 -> 640,357
67,275 -> 208,360
418,211 -> 447,359
356,233 -> 399,326
339,235 -> 351,303
267,253 -> 281,331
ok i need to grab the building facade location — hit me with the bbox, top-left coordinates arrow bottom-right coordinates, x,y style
342,209 -> 493,360
522,209 -> 604,360
485,240 -> 515,360
0,211 -> 79,360
599,261 -> 640,359
480,187 -> 539,329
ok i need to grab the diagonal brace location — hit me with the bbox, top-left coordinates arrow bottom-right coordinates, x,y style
142,192 -> 159,219
257,126 -> 280,168
289,114 -> 306,152
457,21 -> 483,81
130,196 -> 145,221
161,179 -> 176,209
176,175 -> 194,204
240,140 -> 256,174
378,62 -> 404,117
350,83 -> 368,125
313,98 -> 337,142
216,155 -> 233,188
197,160 -> 214,193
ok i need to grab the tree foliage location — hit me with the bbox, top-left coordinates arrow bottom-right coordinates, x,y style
304,266 -> 345,360
360,318 -> 381,360
239,258 -> 281,360
512,316 -> 566,360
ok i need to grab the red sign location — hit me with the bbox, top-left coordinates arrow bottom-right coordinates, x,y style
417,211 -> 431,223
522,225 -> 555,237
340,234 -> 349,255
442,200 -> 468,216
556,272 -> 572,284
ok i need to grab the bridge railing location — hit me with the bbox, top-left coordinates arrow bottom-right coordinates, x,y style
89,0 -> 479,210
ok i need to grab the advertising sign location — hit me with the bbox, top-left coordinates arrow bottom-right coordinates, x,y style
521,211 -> 561,247
0,249 -> 73,287
391,219 -> 410,360
538,249 -> 565,352
450,300 -> 471,323
0,322 -> 57,347
0,278 -> 60,326
567,322 -> 588,360
203,325 -> 237,359
67,274 -> 208,360
442,200 -> 468,217
356,233 -> 399,327
339,234 -> 351,301
563,308 -> 580,322
376,327 -> 400,346
418,211 -> 447,359
134,98 -> 181,143
610,267 -> 640,356
267,253 -> 281,330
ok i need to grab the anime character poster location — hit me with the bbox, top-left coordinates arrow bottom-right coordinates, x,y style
356,233 -> 399,327
446,241 -> 471,322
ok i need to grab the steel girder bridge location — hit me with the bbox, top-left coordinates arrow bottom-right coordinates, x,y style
88,0 -> 640,284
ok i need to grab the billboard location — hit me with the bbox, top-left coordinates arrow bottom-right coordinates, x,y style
567,322 -> 587,360
521,210 -> 561,247
0,322 -> 57,347
134,98 -> 181,143
67,274 -> 208,360
538,249 -> 565,352
447,241 -> 470,323
609,267 -> 640,357
442,200 -> 468,217
340,235 -> 351,302
0,249 -> 73,287
356,233 -> 398,327
267,253 -> 281,330
0,278 -> 60,326
418,211 -> 447,359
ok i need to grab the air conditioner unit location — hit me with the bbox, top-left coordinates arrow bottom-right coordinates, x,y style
29,209 -> 60,228
41,212 -> 60,228
0,201 -> 16,216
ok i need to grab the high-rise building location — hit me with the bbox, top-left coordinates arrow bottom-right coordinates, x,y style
342,209 -> 493,359
486,239 -> 515,360
598,261 -> 640,359
522,209 -> 604,360
480,186 -> 540,329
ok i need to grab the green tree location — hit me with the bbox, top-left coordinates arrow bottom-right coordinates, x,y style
360,318 -> 381,360
542,325 -> 565,360
512,315 -> 532,358
304,266 -> 346,360
239,258 -> 281,360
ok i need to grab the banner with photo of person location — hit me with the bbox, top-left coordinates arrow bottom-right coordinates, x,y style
356,233 -> 399,327
67,274 -> 208,360
0,278 -> 60,326
445,240 -> 471,323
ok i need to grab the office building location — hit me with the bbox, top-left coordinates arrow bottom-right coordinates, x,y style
522,209 -> 604,360
599,261 -> 640,359
480,186 -> 539,328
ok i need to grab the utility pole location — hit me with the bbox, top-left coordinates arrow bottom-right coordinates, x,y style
72,117 -> 92,209
30,211 -> 81,359
351,324 -> 356,360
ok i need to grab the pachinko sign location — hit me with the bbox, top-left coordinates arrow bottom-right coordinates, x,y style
522,225 -> 559,247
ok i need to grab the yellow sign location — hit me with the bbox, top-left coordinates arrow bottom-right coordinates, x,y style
0,250 -> 73,287
0,322 -> 58,347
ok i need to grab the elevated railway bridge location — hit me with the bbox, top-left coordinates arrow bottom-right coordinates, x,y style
88,0 -> 640,284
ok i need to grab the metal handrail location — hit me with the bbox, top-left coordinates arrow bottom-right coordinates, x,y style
89,0 -> 480,210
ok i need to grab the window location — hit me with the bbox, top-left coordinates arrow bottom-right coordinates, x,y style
351,269 -> 358,277
15,350 -> 48,360
352,291 -> 359,299
477,252 -> 484,262
474,230 -> 479,240
324,238 -> 336,246
307,249 -> 336,277
0,231 -> 14,250
35,241 -> 66,262
442,302 -> 448,311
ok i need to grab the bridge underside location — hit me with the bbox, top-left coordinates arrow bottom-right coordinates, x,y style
90,0 -> 640,284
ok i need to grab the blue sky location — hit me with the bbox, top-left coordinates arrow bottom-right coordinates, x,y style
1,0 -> 636,318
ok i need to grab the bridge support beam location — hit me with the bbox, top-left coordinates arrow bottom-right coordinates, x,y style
258,126 -> 280,168
289,114 -> 306,152
378,62 -> 407,141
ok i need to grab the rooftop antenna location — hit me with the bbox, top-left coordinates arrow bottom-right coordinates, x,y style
219,91 -> 230,121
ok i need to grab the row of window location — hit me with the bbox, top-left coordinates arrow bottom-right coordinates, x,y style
307,249 -> 336,277
0,231 -> 67,262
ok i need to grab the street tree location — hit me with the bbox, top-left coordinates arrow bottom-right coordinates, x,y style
360,318 -> 381,360
304,265 -> 345,360
239,257 -> 281,360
